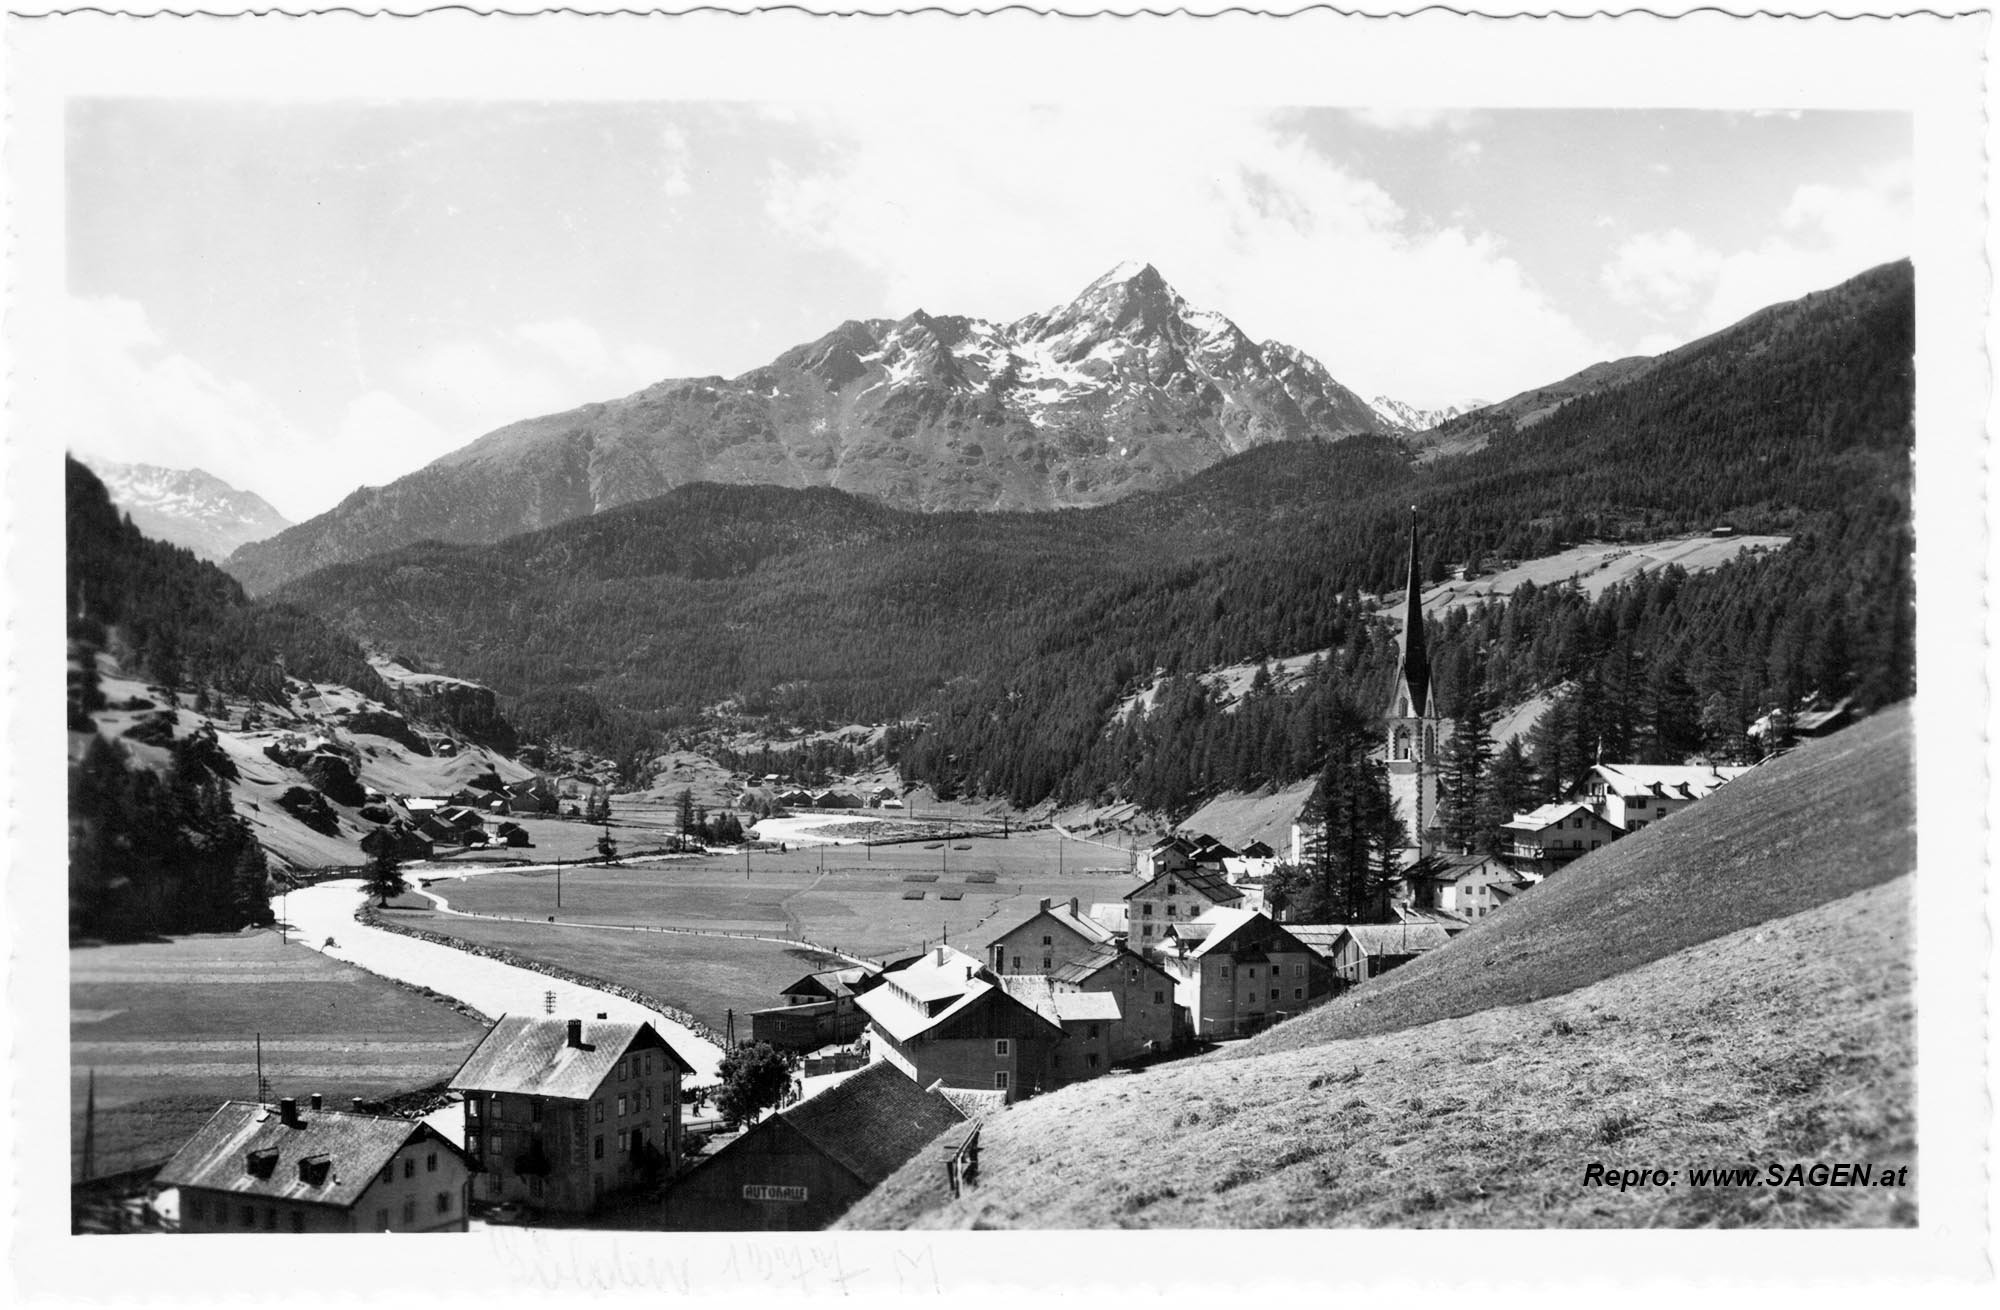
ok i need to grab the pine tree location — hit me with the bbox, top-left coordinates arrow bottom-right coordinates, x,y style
1436,685 -> 1494,854
1479,738 -> 1537,857
675,788 -> 696,835
364,845 -> 407,907
233,842 -> 274,926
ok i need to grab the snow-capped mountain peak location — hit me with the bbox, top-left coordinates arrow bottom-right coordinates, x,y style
79,457 -> 294,563
1367,395 -> 1487,433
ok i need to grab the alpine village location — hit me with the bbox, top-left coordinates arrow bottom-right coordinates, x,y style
68,257 -> 1916,1235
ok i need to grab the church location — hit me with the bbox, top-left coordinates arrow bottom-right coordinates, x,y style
1383,514 -> 1452,866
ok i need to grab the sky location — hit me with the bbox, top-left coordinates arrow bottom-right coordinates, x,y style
63,102 -> 1911,521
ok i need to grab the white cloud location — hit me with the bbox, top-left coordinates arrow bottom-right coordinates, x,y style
761,106 -> 1608,408
1344,108 -> 1480,135
52,295 -> 322,518
660,123 -> 694,199
1606,164 -> 1913,344
1700,163 -> 1911,330
1602,228 -> 1725,316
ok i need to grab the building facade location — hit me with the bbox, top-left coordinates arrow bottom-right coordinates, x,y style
1124,867 -> 1243,946
986,897 -> 1117,975
450,1015 -> 693,1215
855,946 -> 1064,1102
159,1097 -> 473,1234
1154,910 -> 1325,1039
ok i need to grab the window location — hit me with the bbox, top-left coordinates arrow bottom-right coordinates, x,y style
594,1099 -> 604,1124
1142,924 -> 1153,938
645,1087 -> 653,1110
426,1151 -> 438,1173
379,1164 -> 393,1184
644,1053 -> 653,1077
1141,903 -> 1154,917
1153,990 -> 1165,1004
1294,964 -> 1304,977
530,1100 -> 543,1124
376,1209 -> 389,1231
403,1158 -> 415,1179
994,1071 -> 1009,1090
994,1039 -> 1011,1057
1294,988 -> 1304,1000
1221,966 -> 1231,979
401,1198 -> 416,1225
1041,935 -> 1052,947
1167,904 -> 1177,917
594,1134 -> 605,1160
491,1132 -> 504,1156
437,1192 -> 452,1215
290,1211 -> 305,1233
1086,1054 -> 1100,1070
1247,968 -> 1256,979
468,1099 -> 481,1120
617,1095 -> 628,1117
1041,957 -> 1052,971
1087,1024 -> 1099,1039
1012,955 -> 1022,969
1270,988 -> 1280,1000
618,1130 -> 629,1153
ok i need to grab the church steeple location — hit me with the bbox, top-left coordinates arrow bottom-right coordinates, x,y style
1398,510 -> 1431,719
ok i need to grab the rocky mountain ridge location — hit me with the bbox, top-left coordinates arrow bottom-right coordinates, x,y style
226,263 -> 1392,593
80,458 -> 293,563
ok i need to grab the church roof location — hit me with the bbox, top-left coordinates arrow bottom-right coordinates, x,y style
1397,514 -> 1431,719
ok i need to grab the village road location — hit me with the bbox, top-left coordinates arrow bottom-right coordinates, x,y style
281,879 -> 725,1085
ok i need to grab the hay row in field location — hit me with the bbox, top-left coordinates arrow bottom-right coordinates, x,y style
964,872 -> 998,884
939,891 -> 964,901
902,873 -> 939,883
901,889 -> 926,901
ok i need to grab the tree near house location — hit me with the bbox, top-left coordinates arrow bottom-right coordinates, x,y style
1436,684 -> 1494,854
714,1042 -> 800,1129
364,845 -> 407,907
674,787 -> 696,835
596,827 -> 619,860
1273,693 -> 1405,923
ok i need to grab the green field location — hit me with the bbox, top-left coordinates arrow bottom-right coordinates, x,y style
383,908 -> 848,1035
435,827 -> 1141,960
71,931 -> 489,1180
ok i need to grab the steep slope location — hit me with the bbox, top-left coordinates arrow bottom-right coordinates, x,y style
226,263 -> 1390,593
79,458 -> 294,562
840,709 -> 1914,1228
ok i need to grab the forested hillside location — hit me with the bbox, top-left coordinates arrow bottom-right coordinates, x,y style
271,261 -> 1914,806
66,457 -> 393,939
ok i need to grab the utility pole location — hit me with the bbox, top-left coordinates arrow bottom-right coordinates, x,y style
82,1069 -> 96,1181
556,863 -> 562,909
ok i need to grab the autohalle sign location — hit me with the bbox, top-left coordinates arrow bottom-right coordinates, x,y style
742,1184 -> 808,1202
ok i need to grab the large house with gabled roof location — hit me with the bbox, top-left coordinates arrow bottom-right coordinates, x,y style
663,1061 -> 967,1231
157,1096 -> 473,1233
1154,908 -> 1324,1039
1048,941 -> 1183,1061
450,1015 -> 694,1215
986,896 -> 1117,976
1577,762 -> 1750,832
854,946 -> 1064,1102
1124,866 -> 1244,946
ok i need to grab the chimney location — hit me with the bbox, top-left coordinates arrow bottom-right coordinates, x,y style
1039,898 -> 1052,912
1069,897 -> 1080,917
279,1097 -> 301,1128
310,1093 -> 323,1112
351,1099 -> 365,1113
597,1012 -> 608,1020
567,1018 -> 585,1048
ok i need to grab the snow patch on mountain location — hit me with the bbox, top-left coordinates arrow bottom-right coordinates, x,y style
1367,395 -> 1487,433
80,458 -> 294,563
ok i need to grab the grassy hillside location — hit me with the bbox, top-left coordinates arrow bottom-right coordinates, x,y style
839,708 -> 1914,1228
844,876 -> 1911,1229
1245,701 -> 1911,1052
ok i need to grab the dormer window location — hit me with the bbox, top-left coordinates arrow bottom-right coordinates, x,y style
298,1154 -> 333,1186
246,1148 -> 279,1179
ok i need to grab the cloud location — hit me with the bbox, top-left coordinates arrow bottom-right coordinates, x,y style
1605,163 -> 1912,341
660,123 -> 693,200
1344,108 -> 1480,134
1602,229 -> 1725,316
761,105 -> 1608,408
53,295 -> 323,518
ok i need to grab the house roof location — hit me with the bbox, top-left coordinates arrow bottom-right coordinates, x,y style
995,900 -> 1116,950
1587,763 -> 1748,799
1048,942 -> 1127,986
856,946 -> 1061,1043
997,975 -> 1123,1025
1126,866 -> 1243,907
1087,903 -> 1129,934
1173,907 -> 1312,961
1502,801 -> 1604,832
776,1062 -> 965,1188
1280,925 -> 1345,958
931,1085 -> 1010,1122
1337,923 -> 1452,956
449,1015 -> 693,1101
155,1101 -> 461,1210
